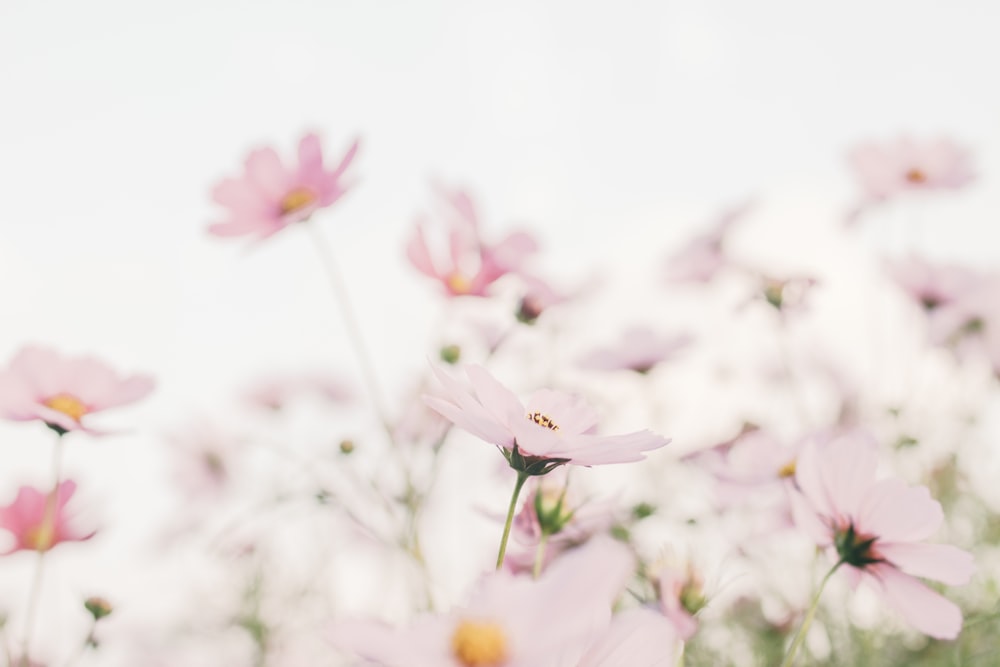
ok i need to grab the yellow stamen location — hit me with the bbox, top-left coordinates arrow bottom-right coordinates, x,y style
527,412 -> 559,431
279,187 -> 317,215
446,272 -> 472,295
451,620 -> 508,666
777,459 -> 797,478
44,394 -> 88,421
905,168 -> 927,184
25,518 -> 56,552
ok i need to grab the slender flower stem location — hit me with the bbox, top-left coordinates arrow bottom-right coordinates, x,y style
780,560 -> 843,667
532,531 -> 550,579
496,472 -> 529,570
304,221 -> 394,440
21,432 -> 66,664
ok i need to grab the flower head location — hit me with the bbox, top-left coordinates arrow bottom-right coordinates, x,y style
790,436 -> 974,639
848,136 -> 974,204
208,132 -> 358,240
0,346 -> 154,435
664,200 -> 752,284
425,365 -> 669,472
0,481 -> 94,554
578,327 -> 692,374
330,537 -> 635,667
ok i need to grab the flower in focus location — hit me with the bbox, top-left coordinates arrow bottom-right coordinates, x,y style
789,436 -> 974,639
0,346 -> 154,435
664,200 -> 752,284
577,327 -> 692,374
0,481 -> 94,554
425,365 -> 669,473
208,132 -> 359,240
406,185 -> 537,297
329,537 -> 635,667
847,136 -> 974,209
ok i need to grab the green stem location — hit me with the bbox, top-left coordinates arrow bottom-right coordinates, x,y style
532,531 -> 550,579
780,560 -> 843,667
496,472 -> 529,570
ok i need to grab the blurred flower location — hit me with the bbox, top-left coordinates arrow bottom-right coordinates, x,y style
166,421 -> 244,497
789,435 -> 974,639
648,556 -> 706,641
0,346 -> 154,435
208,132 -> 358,240
847,136 -> 974,207
664,200 -> 752,283
329,537 -> 635,667
576,608 -> 679,667
0,481 -> 94,554
84,596 -> 113,620
241,371 -> 353,412
516,275 -> 571,324
425,365 -> 669,472
406,186 -> 537,297
886,255 -> 983,313
757,274 -> 817,313
577,327 -> 692,374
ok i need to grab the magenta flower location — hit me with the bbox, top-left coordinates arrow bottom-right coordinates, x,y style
848,136 -> 974,204
208,132 -> 359,240
790,437 -> 974,639
425,365 -> 669,473
329,536 -> 635,667
0,346 -> 154,435
406,186 -> 537,297
0,481 -> 94,554
578,327 -> 692,374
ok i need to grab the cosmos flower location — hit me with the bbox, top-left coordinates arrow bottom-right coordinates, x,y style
664,200 -> 752,284
0,481 -> 94,554
789,436 -> 974,639
848,136 -> 974,203
208,132 -> 359,240
406,186 -> 537,297
425,365 -> 669,473
886,255 -> 984,314
577,327 -> 692,374
329,536 -> 635,667
0,346 -> 154,435
648,557 -> 706,641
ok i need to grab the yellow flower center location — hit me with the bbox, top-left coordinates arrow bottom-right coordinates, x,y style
905,168 -> 927,184
44,394 -> 88,421
25,516 -> 56,552
451,620 -> 508,666
777,459 -> 797,478
527,412 -> 559,431
279,187 -> 317,215
446,272 -> 472,294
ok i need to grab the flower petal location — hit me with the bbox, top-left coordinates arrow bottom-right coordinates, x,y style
869,565 -> 964,640
877,542 -> 974,586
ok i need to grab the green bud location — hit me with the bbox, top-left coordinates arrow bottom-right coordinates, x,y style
439,344 -> 462,364
84,596 -> 113,621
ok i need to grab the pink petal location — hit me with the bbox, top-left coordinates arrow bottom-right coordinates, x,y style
858,479 -> 943,543
820,435 -> 878,520
577,608 -> 679,667
212,178 -> 269,215
466,365 -> 523,428
555,431 -> 669,465
877,542 -> 974,586
329,138 -> 360,181
405,223 -> 441,279
870,565 -> 964,640
297,132 -> 324,175
245,147 -> 290,201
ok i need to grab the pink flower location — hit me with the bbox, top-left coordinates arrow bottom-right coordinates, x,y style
649,558 -> 706,640
425,365 -> 669,472
0,346 -> 154,435
886,255 -> 984,313
848,136 -> 974,204
406,186 -> 537,297
790,436 -> 974,639
664,200 -> 752,284
329,537 -> 635,667
208,132 -> 359,240
241,371 -> 354,412
576,608 -> 680,667
0,481 -> 94,554
578,327 -> 692,374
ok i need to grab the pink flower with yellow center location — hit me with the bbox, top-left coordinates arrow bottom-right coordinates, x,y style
848,136 -> 974,204
0,346 -> 154,435
0,481 -> 94,554
329,537 -> 635,667
406,186 -> 537,298
425,365 -> 669,473
789,436 -> 974,639
208,132 -> 359,241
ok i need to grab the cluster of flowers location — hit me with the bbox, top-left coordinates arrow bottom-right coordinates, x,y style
4,129 -> 993,666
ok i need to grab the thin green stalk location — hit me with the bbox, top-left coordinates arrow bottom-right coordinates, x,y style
496,472 -> 529,570
532,531 -> 550,579
781,560 -> 843,667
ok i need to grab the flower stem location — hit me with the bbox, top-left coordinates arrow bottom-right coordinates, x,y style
780,560 -> 843,667
496,472 -> 529,571
532,531 -> 550,579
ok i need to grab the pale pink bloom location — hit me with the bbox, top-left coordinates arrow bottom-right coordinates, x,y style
425,365 -> 669,472
686,427 -> 801,506
208,132 -> 359,240
848,136 -> 974,203
516,274 -> 571,324
241,371 -> 353,412
790,436 -> 974,639
0,346 -> 154,435
166,421 -> 245,497
406,186 -> 537,297
329,537 -> 635,667
649,558 -> 705,640
504,472 -> 619,574
0,481 -> 94,554
576,608 -> 679,667
578,327 -> 692,374
665,200 -> 752,284
886,255 -> 984,313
